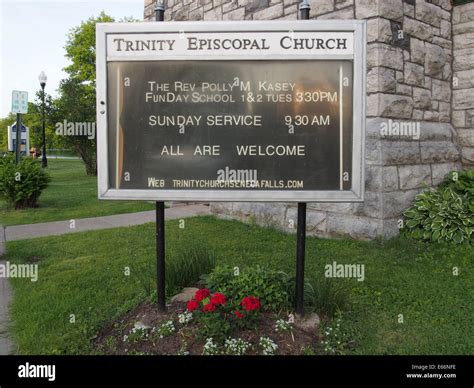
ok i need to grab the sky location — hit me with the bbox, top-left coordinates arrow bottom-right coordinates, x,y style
0,0 -> 145,117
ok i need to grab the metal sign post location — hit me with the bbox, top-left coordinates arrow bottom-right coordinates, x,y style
295,0 -> 311,317
155,2 -> 166,312
15,114 -> 22,164
11,90 -> 28,164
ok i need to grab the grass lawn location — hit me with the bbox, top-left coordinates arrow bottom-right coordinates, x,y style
0,159 -> 153,226
5,216 -> 474,355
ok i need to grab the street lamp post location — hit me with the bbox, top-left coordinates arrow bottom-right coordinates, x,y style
38,71 -> 47,168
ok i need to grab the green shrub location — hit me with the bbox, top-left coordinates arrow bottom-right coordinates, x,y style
320,310 -> 358,355
166,244 -> 217,296
195,313 -> 232,344
440,170 -> 474,212
286,277 -> 350,318
202,265 -> 289,312
131,244 -> 216,299
403,186 -> 473,244
0,154 -> 50,209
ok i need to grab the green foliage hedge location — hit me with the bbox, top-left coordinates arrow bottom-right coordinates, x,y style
403,170 -> 474,244
0,154 -> 50,209
202,265 -> 290,312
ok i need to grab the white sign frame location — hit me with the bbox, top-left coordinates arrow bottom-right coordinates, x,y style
11,90 -> 28,114
7,122 -> 30,153
96,20 -> 366,202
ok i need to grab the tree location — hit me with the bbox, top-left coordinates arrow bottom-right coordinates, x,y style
53,77 -> 97,174
0,114 -> 15,152
54,12 -> 114,175
23,96 -> 63,151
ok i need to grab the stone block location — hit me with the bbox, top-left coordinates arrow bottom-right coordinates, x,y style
365,138 -> 382,165
335,0 -> 353,9
253,2 -> 283,19
382,141 -> 421,165
317,6 -> 354,19
432,79 -> 451,102
420,141 -> 460,163
367,43 -> 403,70
440,19 -> 451,39
222,0 -> 238,13
452,110 -> 466,128
353,191 -> 382,218
210,202 -> 233,214
367,67 -> 396,93
412,109 -> 423,120
454,32 -> 474,49
457,129 -> 474,147
404,17 -> 434,41
367,18 -> 392,43
398,165 -> 432,190
189,7 -> 204,20
453,89 -> 474,110
377,94 -> 414,119
439,102 -> 451,122
461,147 -> 474,164
382,166 -> 399,191
453,47 -> 474,71
379,0 -> 403,21
413,87 -> 431,110
416,1 -> 442,27
424,43 -> 447,78
424,111 -> 440,121
309,0 -> 334,16
453,3 -> 474,24
410,38 -> 425,65
404,62 -> 424,87
223,6 -> 245,19
453,69 -> 474,89
453,20 -> 474,35
204,7 -> 223,20
431,162 -> 461,185
327,214 -> 381,240
403,2 -> 414,17
383,189 -> 420,218
382,218 -> 401,239
396,84 -> 412,96
355,0 -> 378,18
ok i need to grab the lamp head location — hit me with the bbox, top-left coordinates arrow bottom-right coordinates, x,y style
38,71 -> 47,88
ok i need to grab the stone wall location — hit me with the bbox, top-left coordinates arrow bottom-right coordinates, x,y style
453,2 -> 474,165
143,0 -> 471,240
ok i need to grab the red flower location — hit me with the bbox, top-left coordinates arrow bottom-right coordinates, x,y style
210,292 -> 226,306
187,299 -> 199,312
202,302 -> 217,313
233,310 -> 245,319
195,288 -> 211,302
241,296 -> 261,312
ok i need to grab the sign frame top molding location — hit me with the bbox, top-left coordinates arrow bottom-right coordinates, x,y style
96,20 -> 366,203
99,20 -> 363,61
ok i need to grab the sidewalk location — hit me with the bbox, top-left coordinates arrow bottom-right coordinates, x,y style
0,204 -> 210,355
0,260 -> 14,355
5,204 -> 210,241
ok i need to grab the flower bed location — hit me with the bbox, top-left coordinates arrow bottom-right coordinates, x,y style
94,292 -> 321,356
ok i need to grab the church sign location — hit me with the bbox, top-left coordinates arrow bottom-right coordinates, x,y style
96,20 -> 366,202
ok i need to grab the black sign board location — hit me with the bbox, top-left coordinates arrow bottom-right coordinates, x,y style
97,21 -> 366,202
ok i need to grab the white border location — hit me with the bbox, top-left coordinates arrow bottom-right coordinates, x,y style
96,20 -> 366,202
